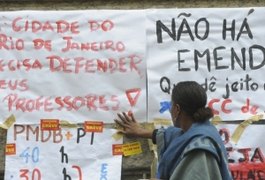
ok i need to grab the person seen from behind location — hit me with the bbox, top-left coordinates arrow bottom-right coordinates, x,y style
114,81 -> 232,180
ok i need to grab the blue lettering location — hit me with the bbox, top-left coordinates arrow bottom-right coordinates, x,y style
100,163 -> 108,180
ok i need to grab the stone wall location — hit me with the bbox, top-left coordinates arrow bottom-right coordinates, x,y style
0,0 -> 265,10
1,1 -> 265,179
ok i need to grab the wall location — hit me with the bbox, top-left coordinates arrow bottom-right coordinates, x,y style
1,1 -> 265,179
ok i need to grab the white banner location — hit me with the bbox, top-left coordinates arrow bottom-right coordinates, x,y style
0,10 -> 146,124
2,8 -> 265,180
216,123 -> 265,179
147,8 -> 265,121
5,125 -> 122,180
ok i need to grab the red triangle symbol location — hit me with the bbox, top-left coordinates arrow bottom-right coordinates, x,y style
125,88 -> 141,107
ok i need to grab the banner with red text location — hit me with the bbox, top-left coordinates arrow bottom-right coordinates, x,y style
216,123 -> 265,179
0,10 -> 146,124
146,8 -> 265,121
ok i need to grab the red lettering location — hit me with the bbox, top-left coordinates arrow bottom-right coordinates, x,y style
86,95 -> 98,110
101,20 -> 114,31
32,20 -> 42,33
0,34 -> 24,50
47,55 -> 72,73
2,59 -> 42,71
238,148 -> 251,163
3,94 -> 53,112
111,95 -> 120,111
72,165 -> 83,180
74,57 -> 85,73
251,148 -> 265,163
208,99 -> 220,115
84,59 -> 95,73
0,60 -> 4,71
125,88 -> 141,107
56,20 -> 69,33
109,58 -> 117,73
241,98 -> 258,114
20,169 -> 29,180
88,20 -> 101,31
12,17 -> 23,32
97,60 -> 108,72
33,39 -> 52,51
70,21 -> 80,34
219,128 -> 230,144
0,34 -> 9,49
88,20 -> 114,32
12,17 -> 79,34
208,98 -> 233,115
99,95 -> 109,111
119,57 -> 126,72
129,55 -> 142,76
47,55 -> 141,76
42,21 -> 54,32
116,41 -> 125,52
221,99 -> 232,114
3,94 -> 121,112
44,97 -> 53,112
55,97 -> 64,110
63,96 -> 73,111
105,40 -> 115,51
0,79 -> 28,91
72,96 -> 85,110
61,37 -> 125,52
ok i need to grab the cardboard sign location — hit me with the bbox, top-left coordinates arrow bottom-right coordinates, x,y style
40,119 -> 60,130
84,121 -> 103,133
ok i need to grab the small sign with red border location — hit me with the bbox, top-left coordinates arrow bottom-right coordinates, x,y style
5,143 -> 16,155
112,144 -> 123,156
84,121 -> 103,132
40,119 -> 60,131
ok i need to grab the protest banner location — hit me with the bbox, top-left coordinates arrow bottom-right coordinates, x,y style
146,8 -> 265,178
1,10 -> 146,180
0,10 -> 146,124
146,8 -> 265,121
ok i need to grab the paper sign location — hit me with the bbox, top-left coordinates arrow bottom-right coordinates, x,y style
0,10 -> 147,124
112,144 -> 123,156
40,119 -> 60,131
122,141 -> 142,156
146,7 -> 265,121
216,124 -> 265,179
84,121 -> 104,132
1,10 -> 145,180
5,144 -> 16,155
5,125 -> 122,180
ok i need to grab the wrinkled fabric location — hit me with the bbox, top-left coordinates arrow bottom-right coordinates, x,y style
156,121 -> 232,180
170,150 -> 222,180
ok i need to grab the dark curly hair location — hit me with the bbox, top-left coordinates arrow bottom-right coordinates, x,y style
171,81 -> 213,122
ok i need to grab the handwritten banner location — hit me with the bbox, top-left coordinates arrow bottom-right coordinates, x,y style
216,124 -> 265,179
145,8 -> 265,179
146,7 -> 265,121
0,10 -> 146,124
2,8 -> 265,180
5,125 -> 122,180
